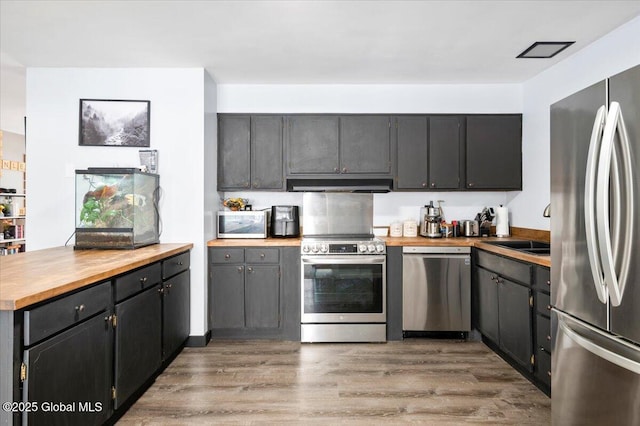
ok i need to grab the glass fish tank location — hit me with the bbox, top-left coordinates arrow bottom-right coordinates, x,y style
75,168 -> 159,249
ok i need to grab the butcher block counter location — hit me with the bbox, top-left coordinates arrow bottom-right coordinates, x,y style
0,243 -> 193,311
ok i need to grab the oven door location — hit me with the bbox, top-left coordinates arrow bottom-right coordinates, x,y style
301,255 -> 386,323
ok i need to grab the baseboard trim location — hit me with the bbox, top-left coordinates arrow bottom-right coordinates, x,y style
186,330 -> 211,347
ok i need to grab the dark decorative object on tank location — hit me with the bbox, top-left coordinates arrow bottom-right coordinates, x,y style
79,99 -> 150,147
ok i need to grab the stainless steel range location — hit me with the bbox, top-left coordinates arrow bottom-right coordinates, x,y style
300,193 -> 387,343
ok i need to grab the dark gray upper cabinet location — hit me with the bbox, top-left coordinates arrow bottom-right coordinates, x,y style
218,115 -> 284,191
287,115 -> 392,176
395,115 -> 462,190
287,115 -> 340,174
395,116 -> 428,189
466,115 -> 522,190
339,115 -> 392,174
251,115 -> 284,190
218,115 -> 251,190
429,116 -> 462,189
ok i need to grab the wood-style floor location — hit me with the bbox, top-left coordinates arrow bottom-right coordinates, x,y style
118,339 -> 550,425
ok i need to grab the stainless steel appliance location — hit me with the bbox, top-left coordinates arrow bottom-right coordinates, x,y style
300,193 -> 386,342
462,220 -> 479,237
270,205 -> 300,237
402,246 -> 471,332
419,201 -> 442,238
217,210 -> 269,239
551,64 -> 640,425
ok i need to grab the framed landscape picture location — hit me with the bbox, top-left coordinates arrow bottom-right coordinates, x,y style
79,99 -> 150,147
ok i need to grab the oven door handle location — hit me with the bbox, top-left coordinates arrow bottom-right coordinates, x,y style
301,256 -> 386,264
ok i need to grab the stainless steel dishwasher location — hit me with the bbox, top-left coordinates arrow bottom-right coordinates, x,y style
402,246 -> 471,332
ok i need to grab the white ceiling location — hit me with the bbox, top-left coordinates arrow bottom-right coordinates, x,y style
1,0 -> 640,131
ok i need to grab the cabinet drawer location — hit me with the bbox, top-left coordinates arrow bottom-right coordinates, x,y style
246,248 -> 279,263
163,251 -> 190,279
536,314 -> 551,352
535,346 -> 551,388
534,266 -> 551,292
115,263 -> 162,302
210,248 -> 245,264
536,291 -> 551,317
475,250 -> 532,285
24,281 -> 112,346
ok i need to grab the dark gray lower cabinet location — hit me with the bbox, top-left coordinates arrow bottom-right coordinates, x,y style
473,249 -> 534,374
497,277 -> 532,369
475,267 -> 500,343
245,265 -> 280,328
162,270 -> 190,360
22,313 -> 112,426
209,246 -> 300,340
114,285 -> 162,409
211,264 -> 245,328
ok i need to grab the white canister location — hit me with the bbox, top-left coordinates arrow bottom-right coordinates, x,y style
389,222 -> 403,237
403,220 -> 418,237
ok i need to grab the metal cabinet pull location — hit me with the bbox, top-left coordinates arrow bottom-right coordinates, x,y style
75,304 -> 85,312
260,253 -> 265,259
247,267 -> 253,273
237,266 -> 244,273
225,254 -> 231,259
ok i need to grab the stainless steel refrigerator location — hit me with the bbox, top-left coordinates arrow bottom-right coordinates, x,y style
550,64 -> 640,425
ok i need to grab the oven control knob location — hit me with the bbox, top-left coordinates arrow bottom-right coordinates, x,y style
311,245 -> 319,253
358,244 -> 367,253
302,245 -> 310,253
320,244 -> 328,253
376,244 -> 384,253
367,244 -> 375,253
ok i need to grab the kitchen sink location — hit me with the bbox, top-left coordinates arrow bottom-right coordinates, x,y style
486,240 -> 550,256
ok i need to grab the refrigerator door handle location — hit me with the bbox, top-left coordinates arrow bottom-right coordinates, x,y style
559,317 -> 640,374
596,102 -> 635,307
584,105 -> 608,303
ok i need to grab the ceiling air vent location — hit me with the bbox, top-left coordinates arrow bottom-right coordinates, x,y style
517,41 -> 575,58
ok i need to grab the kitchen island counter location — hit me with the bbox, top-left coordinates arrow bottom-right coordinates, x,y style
0,243 -> 193,310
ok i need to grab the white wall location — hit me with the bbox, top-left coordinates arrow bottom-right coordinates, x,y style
512,16 -> 640,230
218,83 -> 522,227
25,68 -> 210,338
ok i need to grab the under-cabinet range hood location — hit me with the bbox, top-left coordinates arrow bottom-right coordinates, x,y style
286,178 -> 393,193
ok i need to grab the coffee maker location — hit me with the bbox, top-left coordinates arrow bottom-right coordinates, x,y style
270,206 -> 300,238
420,201 -> 442,238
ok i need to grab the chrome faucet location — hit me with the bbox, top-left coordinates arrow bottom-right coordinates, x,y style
543,204 -> 551,218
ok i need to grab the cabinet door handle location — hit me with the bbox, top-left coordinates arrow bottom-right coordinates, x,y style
247,267 -> 253,273
225,254 -> 231,259
178,261 -> 183,266
547,305 -> 552,311
75,304 -> 85,313
237,266 -> 244,273
421,182 -> 427,188
546,280 -> 551,287
468,182 -> 475,187
334,167 -> 339,173
140,276 -> 147,285
260,253 -> 265,259
342,167 -> 348,173
430,182 -> 436,188
547,335 -> 551,341
490,275 -> 497,281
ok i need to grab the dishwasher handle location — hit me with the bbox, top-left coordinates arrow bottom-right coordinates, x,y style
403,253 -> 470,260
402,246 -> 471,255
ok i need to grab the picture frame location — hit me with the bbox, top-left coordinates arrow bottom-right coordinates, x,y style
79,99 -> 150,147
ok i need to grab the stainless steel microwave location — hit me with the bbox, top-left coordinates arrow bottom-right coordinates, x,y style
217,211 -> 269,239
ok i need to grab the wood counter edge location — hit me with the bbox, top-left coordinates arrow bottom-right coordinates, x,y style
1,243 -> 194,311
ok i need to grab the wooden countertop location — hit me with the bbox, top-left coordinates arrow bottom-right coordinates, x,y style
208,237 -> 302,247
0,243 -> 193,311
207,236 -> 550,268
